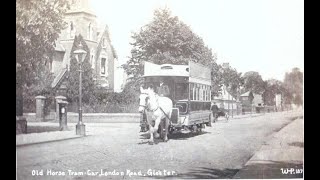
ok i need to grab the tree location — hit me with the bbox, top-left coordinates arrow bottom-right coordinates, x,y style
22,66 -> 55,113
242,71 -> 265,94
16,0 -> 69,115
220,64 -> 243,98
283,67 -> 303,106
262,79 -> 283,106
66,35 -> 96,104
122,8 -> 221,95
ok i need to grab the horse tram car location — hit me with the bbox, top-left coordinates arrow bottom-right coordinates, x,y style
139,61 -> 213,139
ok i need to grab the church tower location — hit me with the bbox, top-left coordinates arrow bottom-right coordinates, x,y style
52,0 -> 117,92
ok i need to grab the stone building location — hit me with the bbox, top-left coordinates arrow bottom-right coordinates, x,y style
240,91 -> 265,113
50,0 -> 117,93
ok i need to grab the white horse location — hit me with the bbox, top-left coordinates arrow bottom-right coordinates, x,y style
138,86 -> 173,144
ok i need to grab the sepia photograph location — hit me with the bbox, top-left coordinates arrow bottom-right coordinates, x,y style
16,0 -> 303,179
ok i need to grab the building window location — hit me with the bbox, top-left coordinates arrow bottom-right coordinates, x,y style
88,23 -> 93,40
102,38 -> 107,48
101,58 -> 106,74
90,49 -> 95,69
69,21 -> 75,38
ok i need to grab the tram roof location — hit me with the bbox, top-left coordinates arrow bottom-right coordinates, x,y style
143,61 -> 211,85
143,61 -> 189,77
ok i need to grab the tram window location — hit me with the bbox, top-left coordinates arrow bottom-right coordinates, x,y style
196,86 -> 199,100
189,84 -> 193,100
199,85 -> 202,101
200,86 -> 203,101
202,85 -> 205,101
205,86 -> 207,101
208,86 -> 210,101
175,83 -> 188,100
189,83 -> 192,100
190,83 -> 211,101
198,85 -> 201,100
193,84 -> 195,100
208,86 -> 211,100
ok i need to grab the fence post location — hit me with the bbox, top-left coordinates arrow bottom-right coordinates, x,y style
35,96 -> 46,122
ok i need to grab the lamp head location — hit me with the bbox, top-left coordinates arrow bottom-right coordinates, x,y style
73,43 -> 87,63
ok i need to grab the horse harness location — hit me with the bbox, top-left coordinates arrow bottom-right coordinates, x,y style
140,93 -> 170,120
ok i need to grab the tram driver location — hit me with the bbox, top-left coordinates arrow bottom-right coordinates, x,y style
157,80 -> 170,97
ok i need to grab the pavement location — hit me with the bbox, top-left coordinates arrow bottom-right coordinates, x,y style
226,112 -> 262,120
16,113 -> 262,146
16,123 -> 81,146
234,116 -> 304,179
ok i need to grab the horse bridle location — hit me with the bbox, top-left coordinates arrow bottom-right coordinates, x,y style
139,93 -> 159,112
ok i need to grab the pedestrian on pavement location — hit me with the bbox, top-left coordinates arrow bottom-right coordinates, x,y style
210,101 -> 219,122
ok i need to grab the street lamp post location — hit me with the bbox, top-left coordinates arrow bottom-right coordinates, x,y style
74,43 -> 87,136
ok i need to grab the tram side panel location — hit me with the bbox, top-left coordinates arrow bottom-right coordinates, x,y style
188,101 -> 211,125
171,101 -> 211,129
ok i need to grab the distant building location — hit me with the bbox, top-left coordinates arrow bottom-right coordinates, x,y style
50,0 -> 117,93
240,91 -> 254,106
240,91 -> 264,113
113,62 -> 127,92
213,85 -> 239,115
252,93 -> 263,107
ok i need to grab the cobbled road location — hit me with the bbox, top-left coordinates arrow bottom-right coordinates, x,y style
16,110 -> 302,179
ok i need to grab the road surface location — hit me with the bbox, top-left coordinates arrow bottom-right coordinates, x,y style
16,110 -> 303,179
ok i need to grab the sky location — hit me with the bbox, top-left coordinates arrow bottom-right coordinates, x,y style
90,0 -> 304,81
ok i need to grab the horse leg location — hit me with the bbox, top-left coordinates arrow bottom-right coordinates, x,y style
160,119 -> 167,140
153,116 -> 161,140
149,124 -> 154,144
164,118 -> 169,142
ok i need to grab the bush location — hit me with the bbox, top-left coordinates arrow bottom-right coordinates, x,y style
22,71 -> 55,114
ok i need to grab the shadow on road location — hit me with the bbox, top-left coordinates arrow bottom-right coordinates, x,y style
288,141 -> 304,148
150,167 -> 239,179
138,131 -> 210,145
151,161 -> 303,179
233,160 -> 303,179
168,131 -> 210,140
139,131 -> 210,140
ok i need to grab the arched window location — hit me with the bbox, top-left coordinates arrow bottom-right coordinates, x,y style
102,38 -> 107,48
88,23 -> 93,40
100,56 -> 108,76
69,21 -> 75,38
90,48 -> 95,69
